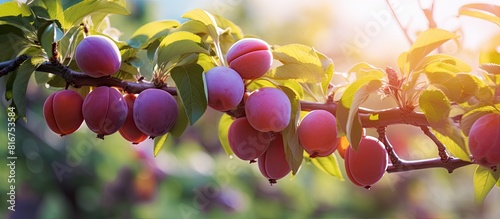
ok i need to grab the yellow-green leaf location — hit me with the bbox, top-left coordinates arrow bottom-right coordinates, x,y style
62,0 -> 130,29
128,20 -> 180,49
308,154 -> 344,181
337,75 -> 383,147
273,44 -> 322,66
473,165 -> 500,203
459,4 -> 500,27
154,133 -> 169,157
218,114 -> 234,157
347,62 -> 385,79
155,31 -> 208,65
182,9 -> 219,42
403,29 -> 458,73
281,86 -> 303,175
268,63 -> 325,83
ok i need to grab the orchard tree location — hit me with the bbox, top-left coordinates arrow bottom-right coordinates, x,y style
2,0 -> 500,203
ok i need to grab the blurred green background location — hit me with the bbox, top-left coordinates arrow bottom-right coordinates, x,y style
1,0 -> 500,218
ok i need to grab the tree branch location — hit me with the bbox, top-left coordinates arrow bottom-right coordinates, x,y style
0,55 -> 29,77
1,57 -> 177,95
300,101 -> 430,127
387,157 -> 473,173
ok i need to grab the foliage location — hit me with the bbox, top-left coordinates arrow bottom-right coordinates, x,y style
1,0 -> 500,205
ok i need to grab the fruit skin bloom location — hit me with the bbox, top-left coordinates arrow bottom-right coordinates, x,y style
468,113 -> 500,167
75,35 -> 121,78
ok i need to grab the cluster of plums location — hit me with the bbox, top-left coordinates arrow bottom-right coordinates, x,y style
213,38 -> 390,186
44,35 -> 178,143
43,87 -> 178,143
43,35 -> 391,187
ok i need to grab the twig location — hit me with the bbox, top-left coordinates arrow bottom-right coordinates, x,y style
387,157 -> 473,173
385,0 -> 413,45
0,58 -> 178,95
377,126 -> 402,165
420,126 -> 451,162
0,55 -> 29,77
300,101 -> 429,127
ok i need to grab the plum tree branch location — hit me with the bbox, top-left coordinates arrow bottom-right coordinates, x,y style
0,56 -> 177,95
300,101 -> 430,127
387,157 -> 473,173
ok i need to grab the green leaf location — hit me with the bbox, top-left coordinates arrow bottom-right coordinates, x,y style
307,153 -> 344,180
426,72 -> 478,103
0,33 -> 31,60
281,86 -> 303,175
182,9 -> 219,42
40,22 -> 64,58
273,44 -> 322,66
461,105 -> 499,136
155,31 -> 209,66
30,0 -> 65,22
153,133 -> 169,157
268,63 -> 325,83
473,165 -> 500,203
13,56 -> 45,119
128,20 -> 180,49
337,75 -> 383,148
57,26 -> 81,61
170,98 -> 189,138
317,51 -> 335,93
459,4 -> 500,27
62,0 -> 130,29
347,62 -> 385,79
170,63 -> 207,125
419,89 -> 470,161
0,2 -> 36,33
399,29 -> 457,74
218,114 -> 234,157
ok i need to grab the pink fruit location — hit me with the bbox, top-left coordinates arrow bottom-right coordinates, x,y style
226,38 -> 273,79
75,35 -> 121,78
133,89 -> 178,138
298,110 -> 339,158
258,133 -> 291,185
205,66 -> 245,111
468,113 -> 500,167
82,86 -> 128,138
345,136 -> 388,189
245,87 -> 291,132
43,90 -> 84,136
119,94 -> 148,144
228,117 -> 273,161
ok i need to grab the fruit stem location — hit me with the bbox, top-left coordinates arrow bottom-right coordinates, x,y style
420,126 -> 451,163
377,127 -> 402,166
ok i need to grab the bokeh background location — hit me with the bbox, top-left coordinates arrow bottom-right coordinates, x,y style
1,0 -> 500,218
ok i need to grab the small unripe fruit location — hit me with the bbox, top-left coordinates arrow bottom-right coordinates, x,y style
245,87 -> 291,132
43,90 -> 84,136
258,133 -> 291,185
226,38 -> 273,79
345,136 -> 388,189
134,89 -> 178,138
119,94 -> 148,144
82,86 -> 128,139
228,117 -> 273,161
468,113 -> 500,167
205,66 -> 245,111
298,110 -> 339,158
75,35 -> 121,78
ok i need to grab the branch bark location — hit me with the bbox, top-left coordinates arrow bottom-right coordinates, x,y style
387,157 -> 473,173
